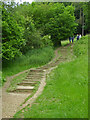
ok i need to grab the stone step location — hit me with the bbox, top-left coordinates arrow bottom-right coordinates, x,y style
9,92 -> 31,95
41,67 -> 50,69
17,85 -> 34,90
10,89 -> 33,93
27,74 -> 44,77
28,72 -> 44,75
45,63 -> 58,67
23,79 -> 41,82
10,85 -> 34,93
26,76 -> 44,79
25,77 -> 42,79
17,81 -> 37,86
28,72 -> 43,75
49,64 -> 58,67
55,61 -> 60,64
36,67 -> 48,70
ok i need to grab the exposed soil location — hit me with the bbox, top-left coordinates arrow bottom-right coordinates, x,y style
2,44 -> 74,118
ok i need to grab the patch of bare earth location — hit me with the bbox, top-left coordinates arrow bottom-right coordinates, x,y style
2,44 -> 73,118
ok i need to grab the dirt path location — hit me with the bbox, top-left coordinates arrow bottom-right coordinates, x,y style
2,44 -> 73,118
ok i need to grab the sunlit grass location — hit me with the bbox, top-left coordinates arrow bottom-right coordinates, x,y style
2,46 -> 54,78
61,39 -> 69,46
61,37 -> 77,46
7,72 -> 28,92
14,35 -> 88,118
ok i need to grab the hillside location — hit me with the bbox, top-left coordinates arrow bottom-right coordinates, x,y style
14,35 -> 88,118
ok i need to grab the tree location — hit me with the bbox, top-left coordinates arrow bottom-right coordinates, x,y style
2,2 -> 25,60
45,5 -> 77,46
73,2 -> 89,35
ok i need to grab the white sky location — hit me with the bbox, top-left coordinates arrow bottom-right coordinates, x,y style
2,0 -> 89,4
14,0 -> 34,4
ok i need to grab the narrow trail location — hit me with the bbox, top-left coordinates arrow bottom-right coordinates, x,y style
2,44 -> 74,118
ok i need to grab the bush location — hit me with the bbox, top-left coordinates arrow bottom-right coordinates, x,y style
41,35 -> 53,48
3,46 -> 54,77
2,3 -> 25,60
73,35 -> 88,57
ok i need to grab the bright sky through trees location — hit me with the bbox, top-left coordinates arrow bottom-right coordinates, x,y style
1,0 -> 34,4
15,0 -> 34,4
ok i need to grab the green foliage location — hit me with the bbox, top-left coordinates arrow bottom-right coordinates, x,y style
3,46 -> 54,77
2,2 -> 79,60
82,3 -> 89,33
0,71 -> 6,86
41,35 -> 53,47
2,1 -> 89,61
45,4 -> 77,46
14,35 -> 88,118
73,35 -> 88,57
2,3 -> 25,60
73,2 -> 89,34
17,2 -> 77,46
23,17 -> 42,52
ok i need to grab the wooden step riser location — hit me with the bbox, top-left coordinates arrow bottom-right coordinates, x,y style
30,70 -> 44,72
26,76 -> 44,79
17,83 -> 36,86
28,73 -> 44,75
26,75 -> 44,77
41,67 -> 49,69
10,89 -> 33,93
23,79 -> 40,82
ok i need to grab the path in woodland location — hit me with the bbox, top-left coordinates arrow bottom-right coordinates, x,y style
2,44 -> 74,118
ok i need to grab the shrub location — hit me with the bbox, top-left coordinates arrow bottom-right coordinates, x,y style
41,35 -> 53,48
2,3 -> 25,60
73,35 -> 88,57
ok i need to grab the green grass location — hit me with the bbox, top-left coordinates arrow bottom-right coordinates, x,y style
20,81 -> 40,106
73,35 -> 88,57
2,46 -> 54,79
7,72 -> 28,92
61,39 -> 69,46
61,37 -> 77,46
14,35 -> 88,118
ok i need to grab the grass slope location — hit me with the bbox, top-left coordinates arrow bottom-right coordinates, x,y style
7,72 -> 28,92
2,46 -> 54,84
14,35 -> 88,118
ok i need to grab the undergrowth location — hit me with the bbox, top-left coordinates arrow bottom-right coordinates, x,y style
2,46 -> 54,84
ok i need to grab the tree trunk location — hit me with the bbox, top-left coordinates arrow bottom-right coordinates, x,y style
59,41 -> 61,46
80,7 -> 82,24
82,10 -> 84,36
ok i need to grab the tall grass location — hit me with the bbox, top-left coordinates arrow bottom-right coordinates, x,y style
14,35 -> 88,118
2,46 -> 54,78
73,35 -> 88,57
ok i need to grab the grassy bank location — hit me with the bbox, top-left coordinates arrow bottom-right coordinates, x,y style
2,46 -> 54,84
14,35 -> 88,118
7,72 -> 28,92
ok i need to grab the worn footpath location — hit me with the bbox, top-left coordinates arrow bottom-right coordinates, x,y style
2,44 -> 74,118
